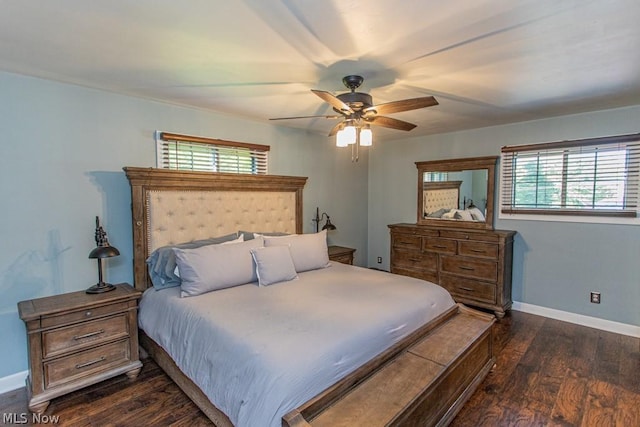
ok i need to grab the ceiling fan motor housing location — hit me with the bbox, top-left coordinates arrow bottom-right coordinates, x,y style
335,92 -> 373,112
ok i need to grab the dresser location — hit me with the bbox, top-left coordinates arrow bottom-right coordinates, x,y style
18,284 -> 143,413
389,223 -> 515,318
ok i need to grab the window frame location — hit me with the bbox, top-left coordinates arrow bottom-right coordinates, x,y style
499,133 -> 640,225
155,131 -> 269,174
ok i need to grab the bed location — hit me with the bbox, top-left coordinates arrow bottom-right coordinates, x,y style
124,167 -> 495,427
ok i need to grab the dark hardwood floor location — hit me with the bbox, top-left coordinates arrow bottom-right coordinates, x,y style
1,310 -> 638,426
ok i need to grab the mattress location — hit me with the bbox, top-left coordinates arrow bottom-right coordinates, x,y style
138,261 -> 456,427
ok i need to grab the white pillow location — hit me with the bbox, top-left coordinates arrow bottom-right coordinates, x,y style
173,235 -> 244,278
175,236 -> 264,297
264,229 -> 330,273
454,209 -> 474,221
467,207 -> 486,221
250,246 -> 298,286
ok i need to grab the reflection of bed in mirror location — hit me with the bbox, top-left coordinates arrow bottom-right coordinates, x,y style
422,181 -> 487,223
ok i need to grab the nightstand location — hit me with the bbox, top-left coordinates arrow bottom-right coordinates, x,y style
328,245 -> 356,265
18,283 -> 142,413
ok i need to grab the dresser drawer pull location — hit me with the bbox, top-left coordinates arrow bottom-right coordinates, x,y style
85,311 -> 92,317
75,356 -> 106,370
459,286 -> 475,292
432,245 -> 448,249
470,249 -> 486,253
459,266 -> 475,271
73,329 -> 105,341
408,258 -> 422,262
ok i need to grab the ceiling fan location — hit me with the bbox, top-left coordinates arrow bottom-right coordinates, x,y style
270,75 -> 439,137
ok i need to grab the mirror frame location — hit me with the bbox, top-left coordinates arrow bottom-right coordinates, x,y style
416,156 -> 498,230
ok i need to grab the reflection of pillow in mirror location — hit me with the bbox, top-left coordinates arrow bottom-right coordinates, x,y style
442,209 -> 457,219
468,207 -> 485,222
454,209 -> 474,221
427,208 -> 448,218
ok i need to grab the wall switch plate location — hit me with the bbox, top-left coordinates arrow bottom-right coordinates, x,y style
590,292 -> 601,304
377,257 -> 382,264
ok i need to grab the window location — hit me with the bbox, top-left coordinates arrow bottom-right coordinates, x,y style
156,132 -> 269,174
423,172 -> 449,182
500,133 -> 640,219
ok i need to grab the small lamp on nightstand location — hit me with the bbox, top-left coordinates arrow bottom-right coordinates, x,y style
87,216 -> 120,294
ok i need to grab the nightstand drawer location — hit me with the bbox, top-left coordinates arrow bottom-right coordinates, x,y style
42,314 -> 129,359
41,302 -> 129,328
44,339 -> 130,389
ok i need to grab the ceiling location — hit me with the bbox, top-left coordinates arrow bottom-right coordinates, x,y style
2,0 -> 640,140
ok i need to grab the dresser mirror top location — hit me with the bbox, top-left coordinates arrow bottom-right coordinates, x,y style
416,156 -> 497,230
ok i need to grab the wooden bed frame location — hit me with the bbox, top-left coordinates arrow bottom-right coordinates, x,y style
124,166 -> 495,427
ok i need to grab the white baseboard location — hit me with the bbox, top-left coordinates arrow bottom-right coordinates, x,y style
512,301 -> 640,338
0,370 -> 27,394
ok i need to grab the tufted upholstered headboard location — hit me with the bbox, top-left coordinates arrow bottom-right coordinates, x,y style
124,167 -> 307,291
422,181 -> 462,217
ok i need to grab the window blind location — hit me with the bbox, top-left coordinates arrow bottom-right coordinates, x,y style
500,133 -> 640,217
156,132 -> 269,174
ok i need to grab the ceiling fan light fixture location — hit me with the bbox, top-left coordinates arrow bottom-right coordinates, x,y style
360,125 -> 372,147
336,121 -> 356,147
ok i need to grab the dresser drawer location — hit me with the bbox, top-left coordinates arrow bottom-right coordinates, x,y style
440,274 -> 496,304
44,339 -> 131,389
424,238 -> 456,254
440,255 -> 497,282
439,230 -> 500,243
391,267 -> 438,283
41,302 -> 130,329
42,314 -> 129,359
392,233 -> 422,250
458,241 -> 498,259
392,248 -> 437,271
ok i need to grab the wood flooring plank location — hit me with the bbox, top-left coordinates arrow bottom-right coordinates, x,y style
582,379 -> 617,427
614,385 -> 640,427
549,375 -> 588,426
618,334 -> 640,394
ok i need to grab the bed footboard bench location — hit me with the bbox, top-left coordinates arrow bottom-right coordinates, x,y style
283,304 -> 495,427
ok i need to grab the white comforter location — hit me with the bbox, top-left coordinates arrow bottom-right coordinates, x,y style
139,262 -> 455,427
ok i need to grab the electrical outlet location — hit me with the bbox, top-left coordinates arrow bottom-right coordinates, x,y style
377,256 -> 382,264
590,292 -> 601,304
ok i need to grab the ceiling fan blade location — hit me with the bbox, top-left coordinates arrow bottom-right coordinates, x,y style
269,114 -> 342,121
364,96 -> 438,115
311,89 -> 354,114
367,116 -> 417,131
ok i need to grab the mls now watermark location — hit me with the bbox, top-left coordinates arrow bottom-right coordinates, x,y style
3,412 -> 60,424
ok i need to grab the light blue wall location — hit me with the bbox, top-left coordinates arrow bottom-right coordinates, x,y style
368,105 -> 640,327
0,71 -> 368,378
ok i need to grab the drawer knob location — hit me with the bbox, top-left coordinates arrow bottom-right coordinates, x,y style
75,356 -> 106,370
73,329 -> 105,341
459,286 -> 475,292
459,266 -> 475,271
85,311 -> 92,317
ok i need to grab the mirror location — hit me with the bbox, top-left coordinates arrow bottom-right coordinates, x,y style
416,156 -> 497,230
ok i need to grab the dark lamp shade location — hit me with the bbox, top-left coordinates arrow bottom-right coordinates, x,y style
89,245 -> 120,259
322,218 -> 337,231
